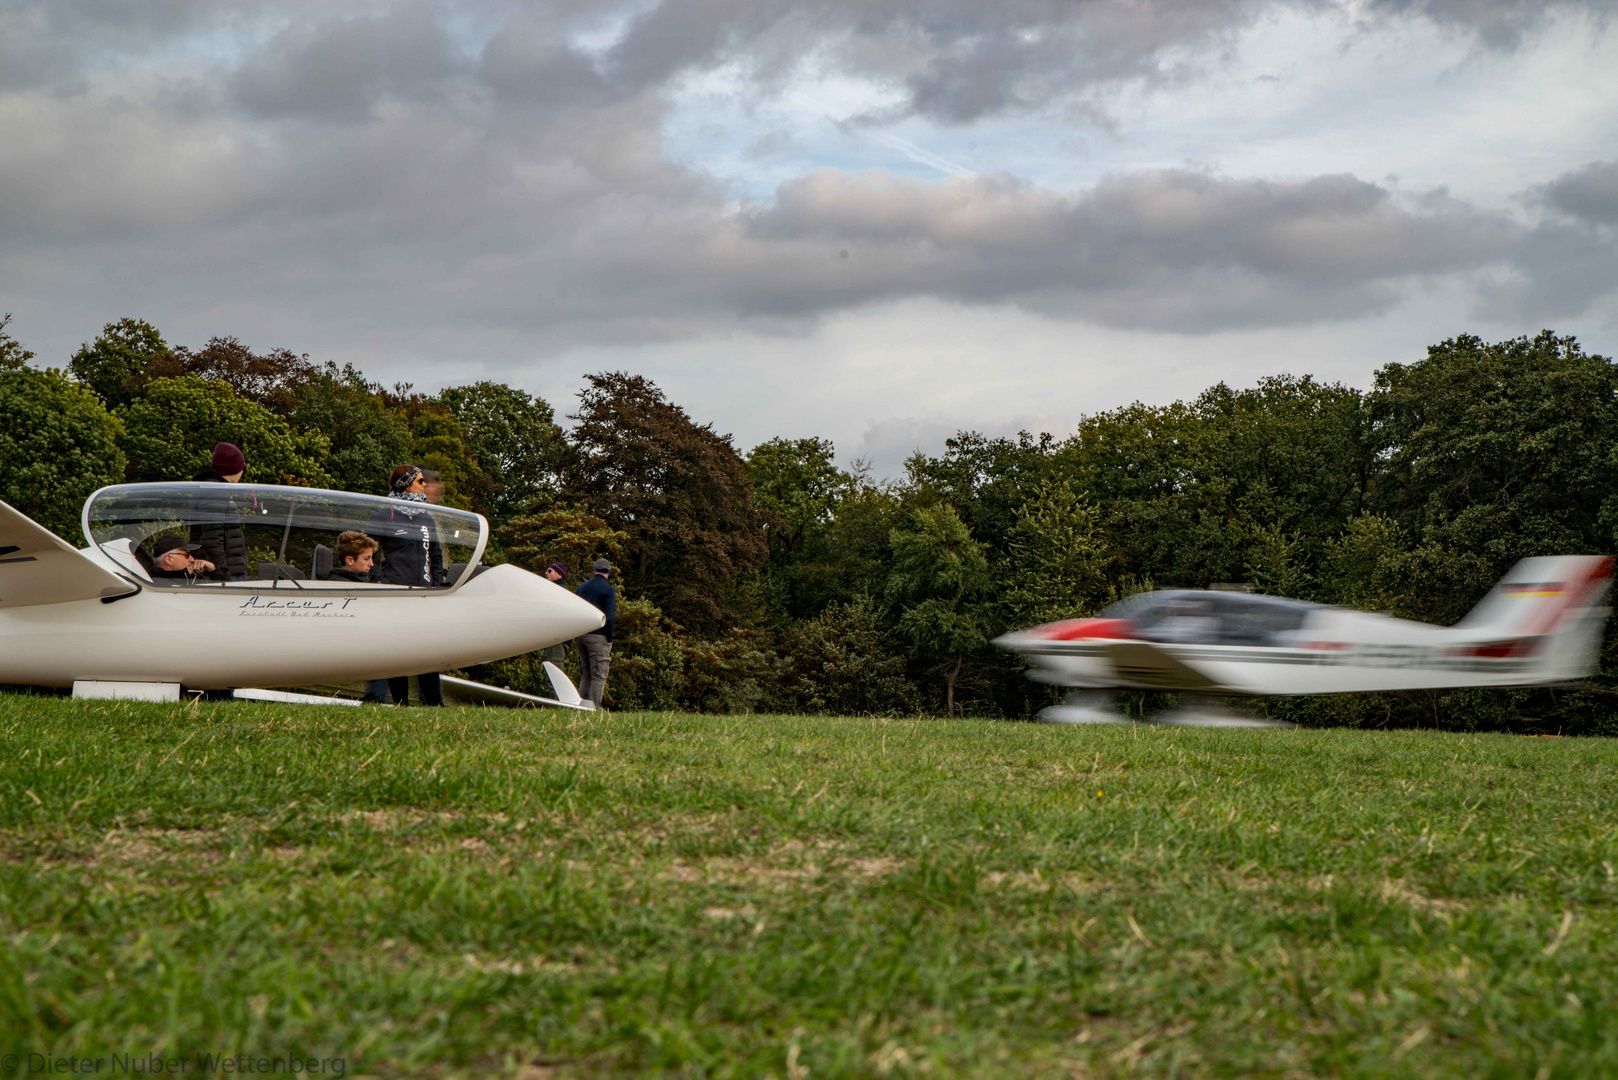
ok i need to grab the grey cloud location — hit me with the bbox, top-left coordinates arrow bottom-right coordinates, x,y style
0,1 -> 310,93
231,5 -> 470,121
601,0 -> 1606,123
479,18 -> 617,110
604,0 -> 1263,123
8,0 -> 1600,124
1476,161 -> 1618,320
0,0 -> 1612,373
1480,221 -> 1618,320
739,169 -> 1523,329
1362,0 -> 1608,49
1536,160 -> 1618,226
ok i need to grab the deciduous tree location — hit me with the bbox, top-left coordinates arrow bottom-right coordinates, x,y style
565,372 -> 766,632
408,410 -> 491,511
68,318 -> 167,408
439,382 -> 566,523
1,314 -> 38,373
1369,332 -> 1618,620
135,336 -> 317,414
289,365 -> 412,495
120,376 -> 332,487
886,503 -> 992,716
0,365 -> 125,539
496,508 -> 627,579
1002,479 -> 1110,626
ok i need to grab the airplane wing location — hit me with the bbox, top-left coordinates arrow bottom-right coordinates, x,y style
1104,641 -> 1223,690
0,499 -> 139,608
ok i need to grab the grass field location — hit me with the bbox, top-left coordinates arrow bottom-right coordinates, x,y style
2,697 -> 1616,1078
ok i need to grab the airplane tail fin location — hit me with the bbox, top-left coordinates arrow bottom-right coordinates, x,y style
1456,556 -> 1613,682
542,661 -> 590,709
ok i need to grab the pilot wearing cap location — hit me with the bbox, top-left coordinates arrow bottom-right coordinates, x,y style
147,535 -> 217,581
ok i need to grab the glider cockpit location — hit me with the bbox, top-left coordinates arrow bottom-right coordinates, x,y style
82,483 -> 488,593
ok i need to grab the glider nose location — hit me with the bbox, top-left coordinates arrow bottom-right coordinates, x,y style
554,585 -> 607,639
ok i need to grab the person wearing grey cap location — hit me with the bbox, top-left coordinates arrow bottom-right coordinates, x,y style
574,557 -> 616,709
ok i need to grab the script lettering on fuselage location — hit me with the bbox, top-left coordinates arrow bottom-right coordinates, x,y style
237,595 -> 359,618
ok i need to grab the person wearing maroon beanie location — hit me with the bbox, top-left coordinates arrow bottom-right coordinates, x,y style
189,441 -> 249,582
210,441 -> 247,480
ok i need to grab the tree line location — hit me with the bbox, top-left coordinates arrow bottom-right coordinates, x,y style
3,313 -> 1616,733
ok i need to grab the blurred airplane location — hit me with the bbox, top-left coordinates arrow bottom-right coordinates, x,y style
994,556 -> 1613,726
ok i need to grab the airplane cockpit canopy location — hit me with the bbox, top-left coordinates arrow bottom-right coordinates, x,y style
83,483 -> 488,592
1098,589 -> 1322,646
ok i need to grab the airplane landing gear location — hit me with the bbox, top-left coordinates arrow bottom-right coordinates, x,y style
1036,691 -> 1133,724
1152,695 -> 1294,728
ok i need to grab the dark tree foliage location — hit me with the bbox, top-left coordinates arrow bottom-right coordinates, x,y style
289,364 -> 412,495
565,372 -> 766,633
678,627 -> 775,714
120,376 -> 331,487
749,437 -> 850,556
776,596 -> 919,715
1367,331 -> 1618,621
439,382 -> 566,524
1,314 -> 37,372
136,336 -> 318,414
0,365 -> 125,539
748,437 -> 859,622
68,318 -> 167,408
1059,375 -> 1370,590
496,508 -> 627,579
886,503 -> 992,716
904,431 -> 1062,558
408,410 -> 492,511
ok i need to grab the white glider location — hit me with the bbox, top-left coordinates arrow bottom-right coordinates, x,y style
0,483 -> 605,702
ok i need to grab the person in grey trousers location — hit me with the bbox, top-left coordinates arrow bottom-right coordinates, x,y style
574,558 -> 616,708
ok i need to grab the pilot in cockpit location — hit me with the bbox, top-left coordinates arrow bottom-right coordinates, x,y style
143,534 -> 217,582
1153,596 -> 1221,643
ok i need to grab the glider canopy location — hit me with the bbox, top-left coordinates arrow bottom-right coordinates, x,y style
82,482 -> 488,592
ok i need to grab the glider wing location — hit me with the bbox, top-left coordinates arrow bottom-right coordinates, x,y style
0,499 -> 139,609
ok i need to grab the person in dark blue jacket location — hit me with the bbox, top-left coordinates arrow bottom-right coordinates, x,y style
367,466 -> 445,590
575,558 -> 616,708
364,465 -> 445,706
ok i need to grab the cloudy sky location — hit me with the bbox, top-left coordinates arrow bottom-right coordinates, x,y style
2,0 -> 1615,474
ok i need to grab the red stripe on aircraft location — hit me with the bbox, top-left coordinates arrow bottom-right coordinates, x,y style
1032,617 -> 1137,641
1522,557 -> 1613,637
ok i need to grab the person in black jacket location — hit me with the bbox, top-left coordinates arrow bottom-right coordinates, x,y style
366,465 -> 445,590
366,465 -> 445,706
575,558 -> 616,708
189,442 -> 249,582
330,531 -> 377,583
